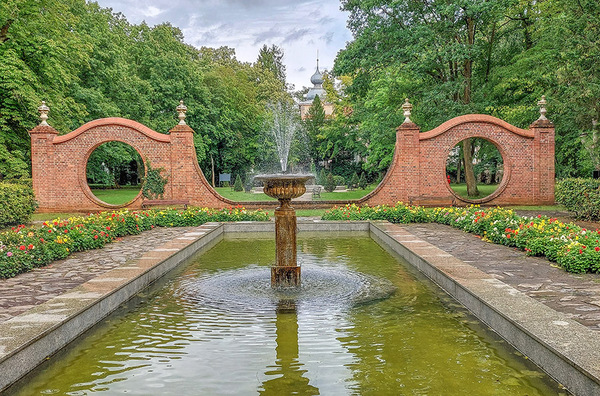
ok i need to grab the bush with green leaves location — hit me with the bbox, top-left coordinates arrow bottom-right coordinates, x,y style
318,169 -> 327,185
142,162 -> 168,199
555,178 -> 600,220
324,173 -> 336,192
358,172 -> 367,189
0,206 -> 270,279
0,183 -> 37,228
349,173 -> 359,190
233,175 -> 244,191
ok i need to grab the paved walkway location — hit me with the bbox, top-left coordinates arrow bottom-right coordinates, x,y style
0,227 -> 194,324
403,223 -> 600,331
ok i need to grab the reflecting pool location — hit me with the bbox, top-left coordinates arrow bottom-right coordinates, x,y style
9,233 -> 567,395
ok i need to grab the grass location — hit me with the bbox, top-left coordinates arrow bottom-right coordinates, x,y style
319,185 -> 376,200
90,186 -> 141,205
449,183 -> 499,199
214,187 -> 276,201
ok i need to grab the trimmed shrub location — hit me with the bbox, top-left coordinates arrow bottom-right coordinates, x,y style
0,183 -> 37,228
358,172 -> 367,189
333,175 -> 345,187
318,168 -> 327,185
324,173 -> 336,192
142,162 -> 168,199
555,178 -> 600,220
233,175 -> 244,192
349,173 -> 359,190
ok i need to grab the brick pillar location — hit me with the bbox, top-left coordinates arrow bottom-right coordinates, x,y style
530,119 -> 555,204
168,124 -> 196,200
29,125 -> 58,211
395,122 -> 421,202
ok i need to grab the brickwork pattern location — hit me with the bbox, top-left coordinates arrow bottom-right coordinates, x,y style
30,114 -> 554,211
30,118 -> 230,212
362,114 -> 555,206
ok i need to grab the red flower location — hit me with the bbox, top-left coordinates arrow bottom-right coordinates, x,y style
595,247 -> 600,252
48,229 -> 52,233
106,226 -> 111,231
19,245 -> 26,250
579,249 -> 583,254
94,235 -> 99,240
28,244 -> 34,250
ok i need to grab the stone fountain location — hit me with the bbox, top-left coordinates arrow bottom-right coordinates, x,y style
255,174 -> 311,288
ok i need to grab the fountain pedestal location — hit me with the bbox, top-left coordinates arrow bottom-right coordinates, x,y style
255,174 -> 311,288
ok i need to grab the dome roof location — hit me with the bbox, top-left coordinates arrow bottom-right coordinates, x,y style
310,67 -> 324,86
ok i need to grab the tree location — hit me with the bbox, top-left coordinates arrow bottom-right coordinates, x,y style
303,94 -> 327,163
324,172 -> 336,193
233,174 -> 243,192
255,44 -> 287,86
358,172 -> 367,189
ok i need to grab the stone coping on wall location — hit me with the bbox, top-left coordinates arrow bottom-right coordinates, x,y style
1,221 -> 598,395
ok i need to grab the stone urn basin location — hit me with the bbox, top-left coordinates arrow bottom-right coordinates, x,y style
254,174 -> 312,288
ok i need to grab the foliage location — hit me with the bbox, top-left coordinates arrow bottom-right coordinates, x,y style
0,206 -> 270,278
318,168 -> 327,185
0,182 -> 37,227
141,162 -> 168,199
555,178 -> 600,220
0,0 -> 290,186
233,174 -> 243,192
86,142 -> 142,186
332,0 -> 600,179
322,203 -> 600,274
324,173 -> 336,193
349,172 -> 359,190
358,172 -> 367,189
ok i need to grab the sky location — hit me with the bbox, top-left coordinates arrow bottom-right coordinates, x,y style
92,0 -> 354,90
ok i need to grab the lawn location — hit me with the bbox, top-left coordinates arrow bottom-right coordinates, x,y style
449,183 -> 499,199
90,186 -> 141,205
215,185 -> 377,202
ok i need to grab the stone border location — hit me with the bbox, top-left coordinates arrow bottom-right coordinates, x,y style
370,221 -> 600,396
0,222 -> 224,392
2,220 -> 599,395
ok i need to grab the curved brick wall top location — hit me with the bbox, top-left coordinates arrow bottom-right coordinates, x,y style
419,114 -> 534,140
53,117 -> 170,144
361,113 -> 554,207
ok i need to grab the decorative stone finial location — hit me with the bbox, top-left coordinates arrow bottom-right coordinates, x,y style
402,98 -> 413,124
537,95 -> 547,121
177,100 -> 187,125
38,101 -> 50,126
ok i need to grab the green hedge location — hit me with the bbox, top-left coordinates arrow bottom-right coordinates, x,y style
323,203 -> 600,274
0,182 -> 37,228
555,178 -> 600,220
0,206 -> 269,278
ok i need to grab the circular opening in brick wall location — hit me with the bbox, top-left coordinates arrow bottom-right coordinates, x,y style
85,141 -> 143,206
445,137 -> 505,203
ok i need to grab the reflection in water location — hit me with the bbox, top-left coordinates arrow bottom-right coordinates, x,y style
260,301 -> 319,395
7,236 -> 567,396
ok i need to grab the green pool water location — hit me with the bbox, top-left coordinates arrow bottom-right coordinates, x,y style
9,234 -> 567,395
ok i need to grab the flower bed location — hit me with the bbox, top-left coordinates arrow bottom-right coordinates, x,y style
0,207 -> 269,279
322,203 -> 600,274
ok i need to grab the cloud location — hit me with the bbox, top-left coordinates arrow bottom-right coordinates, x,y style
142,5 -> 164,18
253,26 -> 283,45
282,28 -> 312,44
320,31 -> 334,45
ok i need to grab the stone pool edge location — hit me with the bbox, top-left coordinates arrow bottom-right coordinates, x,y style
369,221 -> 600,396
0,222 -> 225,392
1,219 -> 599,395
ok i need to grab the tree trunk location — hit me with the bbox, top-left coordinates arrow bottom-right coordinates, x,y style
456,156 -> 462,184
211,155 -> 216,188
462,139 -> 479,197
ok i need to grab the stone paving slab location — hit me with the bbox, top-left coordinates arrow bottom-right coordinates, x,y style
402,223 -> 600,331
0,227 -> 196,324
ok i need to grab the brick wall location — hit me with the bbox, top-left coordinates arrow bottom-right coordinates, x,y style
361,114 -> 555,206
30,114 -> 554,212
29,118 -> 230,212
